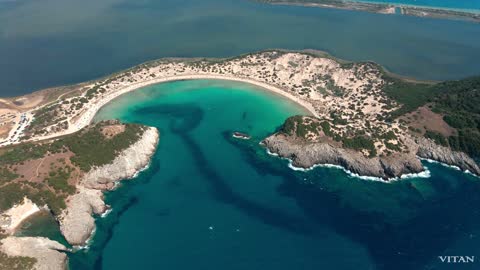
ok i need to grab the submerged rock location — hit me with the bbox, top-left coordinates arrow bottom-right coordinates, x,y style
232,131 -> 251,140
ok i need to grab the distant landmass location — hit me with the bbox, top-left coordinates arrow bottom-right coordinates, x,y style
257,0 -> 480,22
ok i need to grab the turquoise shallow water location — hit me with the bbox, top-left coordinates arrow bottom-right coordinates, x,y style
53,79 -> 480,270
1,0 -> 480,96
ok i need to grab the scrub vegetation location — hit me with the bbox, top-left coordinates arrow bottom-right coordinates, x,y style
0,251 -> 36,270
0,121 -> 145,215
384,75 -> 480,157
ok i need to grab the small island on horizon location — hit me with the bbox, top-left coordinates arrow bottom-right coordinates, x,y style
0,49 -> 479,269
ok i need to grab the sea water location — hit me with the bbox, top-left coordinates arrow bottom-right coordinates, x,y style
1,0 -> 480,96
54,79 -> 480,270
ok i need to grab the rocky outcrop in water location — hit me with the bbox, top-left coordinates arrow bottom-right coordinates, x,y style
59,127 -> 159,246
0,236 -> 68,270
416,137 -> 480,175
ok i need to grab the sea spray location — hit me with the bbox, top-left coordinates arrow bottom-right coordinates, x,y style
419,157 -> 480,179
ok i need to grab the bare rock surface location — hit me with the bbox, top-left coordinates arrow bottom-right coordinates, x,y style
82,127 -> 159,189
416,137 -> 480,175
59,187 -> 106,246
263,133 -> 480,180
263,133 -> 424,180
0,236 -> 68,270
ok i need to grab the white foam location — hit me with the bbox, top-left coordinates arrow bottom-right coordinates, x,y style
109,162 -> 151,191
267,148 -> 431,182
73,226 -> 97,251
131,162 -> 151,179
419,157 -> 480,179
100,208 -> 112,218
418,157 -> 461,170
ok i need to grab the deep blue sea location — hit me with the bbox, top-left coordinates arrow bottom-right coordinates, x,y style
18,80 -> 473,270
4,1 -> 480,269
1,0 -> 480,96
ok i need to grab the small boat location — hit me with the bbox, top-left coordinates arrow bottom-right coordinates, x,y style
232,131 -> 251,140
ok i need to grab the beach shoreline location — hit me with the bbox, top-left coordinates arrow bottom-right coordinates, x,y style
0,197 -> 41,235
0,50 -> 478,181
16,74 -> 318,146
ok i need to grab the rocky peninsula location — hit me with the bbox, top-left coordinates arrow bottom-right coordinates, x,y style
0,121 -> 159,269
60,127 -> 159,245
262,119 -> 480,180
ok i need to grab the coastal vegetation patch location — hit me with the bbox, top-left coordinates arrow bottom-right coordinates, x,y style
0,250 -> 36,270
0,121 -> 145,217
385,75 -> 480,158
2,49 -> 479,178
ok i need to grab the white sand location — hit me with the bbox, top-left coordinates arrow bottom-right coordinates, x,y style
0,197 -> 41,234
32,74 -> 319,142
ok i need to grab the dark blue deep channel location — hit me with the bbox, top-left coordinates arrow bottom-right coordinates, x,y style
41,80 -> 480,270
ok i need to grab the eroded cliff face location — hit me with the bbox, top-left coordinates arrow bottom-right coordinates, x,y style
82,127 -> 160,190
59,188 -> 106,246
59,127 -> 159,246
262,132 -> 479,180
0,237 -> 68,270
416,138 -> 480,175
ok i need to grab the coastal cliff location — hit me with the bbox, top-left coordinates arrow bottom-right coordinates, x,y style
0,237 -> 68,270
263,115 -> 480,180
59,127 -> 159,246
262,133 -> 424,180
82,127 -> 159,190
0,121 -> 159,268
416,138 -> 480,175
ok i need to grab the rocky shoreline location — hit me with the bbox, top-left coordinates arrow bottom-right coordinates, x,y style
60,127 -> 159,246
0,126 -> 159,269
262,133 -> 480,180
416,138 -> 480,176
0,198 -> 41,234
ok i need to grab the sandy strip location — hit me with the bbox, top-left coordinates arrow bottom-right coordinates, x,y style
32,74 -> 318,141
0,197 -> 41,234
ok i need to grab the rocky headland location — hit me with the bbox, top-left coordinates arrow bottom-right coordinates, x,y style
262,115 -> 480,180
262,133 -> 424,179
0,122 -> 159,268
60,127 -> 159,245
263,132 -> 480,180
416,138 -> 480,175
